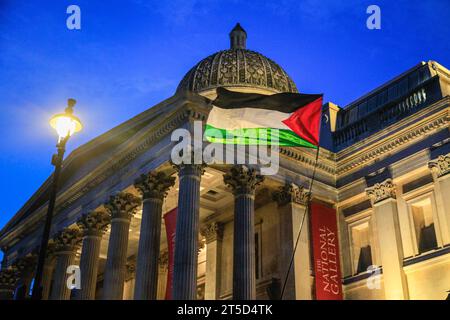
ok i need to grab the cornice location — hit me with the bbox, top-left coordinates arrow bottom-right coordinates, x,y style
279,147 -> 336,175
58,104 -> 196,205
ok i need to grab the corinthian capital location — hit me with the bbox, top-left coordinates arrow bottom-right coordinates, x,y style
365,178 -> 396,205
134,171 -> 175,200
173,162 -> 206,180
0,267 -> 20,289
125,259 -> 136,281
104,192 -> 141,220
428,153 -> 450,179
77,211 -> 111,236
223,165 -> 264,196
14,254 -> 37,276
54,228 -> 82,253
158,251 -> 169,272
200,222 -> 224,243
272,182 -> 310,207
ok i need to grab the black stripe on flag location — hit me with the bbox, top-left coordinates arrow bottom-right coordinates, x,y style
213,87 -> 323,113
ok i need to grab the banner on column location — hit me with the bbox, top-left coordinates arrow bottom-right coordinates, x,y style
311,202 -> 343,300
163,207 -> 177,300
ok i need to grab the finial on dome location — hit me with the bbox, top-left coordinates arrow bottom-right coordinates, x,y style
229,23 -> 247,49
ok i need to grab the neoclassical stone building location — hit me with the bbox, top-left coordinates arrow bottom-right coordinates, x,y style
0,25 -> 449,300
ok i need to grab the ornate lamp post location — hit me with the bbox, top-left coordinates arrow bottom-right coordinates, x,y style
31,99 -> 82,300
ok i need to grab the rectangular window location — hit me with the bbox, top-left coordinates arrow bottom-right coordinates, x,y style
350,221 -> 372,274
358,101 -> 368,118
408,70 -> 419,90
348,107 -> 358,123
398,78 -> 409,97
388,84 -> 398,101
367,96 -> 377,111
410,198 -> 438,253
338,111 -> 349,128
419,65 -> 431,84
377,90 -> 388,108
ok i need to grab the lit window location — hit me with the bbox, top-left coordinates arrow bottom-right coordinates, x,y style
350,221 -> 372,274
411,198 -> 438,253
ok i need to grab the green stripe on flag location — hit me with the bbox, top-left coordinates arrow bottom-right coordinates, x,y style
204,125 -> 317,148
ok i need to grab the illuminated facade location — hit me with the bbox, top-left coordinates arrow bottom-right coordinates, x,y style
0,25 -> 449,300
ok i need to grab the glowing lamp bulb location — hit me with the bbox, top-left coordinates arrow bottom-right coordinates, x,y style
49,99 -> 83,140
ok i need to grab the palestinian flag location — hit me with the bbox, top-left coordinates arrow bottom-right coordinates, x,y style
205,87 -> 323,148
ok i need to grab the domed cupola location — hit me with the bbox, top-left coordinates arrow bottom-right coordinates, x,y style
177,23 -> 298,97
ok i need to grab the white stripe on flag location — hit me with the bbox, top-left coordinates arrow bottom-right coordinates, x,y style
207,106 -> 293,130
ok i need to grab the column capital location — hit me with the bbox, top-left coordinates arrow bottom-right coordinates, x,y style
14,253 -> 38,276
272,182 -> 310,207
173,163 -> 206,179
125,260 -> 136,281
223,165 -> 264,196
0,267 -> 20,290
104,192 -> 141,220
198,237 -> 206,254
77,210 -> 110,237
428,153 -> 450,179
158,251 -> 169,272
54,228 -> 82,253
134,171 -> 175,200
201,222 -> 224,243
365,178 -> 396,205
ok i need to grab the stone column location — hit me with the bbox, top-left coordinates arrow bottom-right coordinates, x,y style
157,252 -> 169,300
273,183 -> 312,300
172,163 -> 205,300
429,153 -> 450,245
41,243 -> 56,300
201,222 -> 223,300
76,211 -> 110,300
224,165 -> 264,300
0,267 -> 19,300
366,179 -> 408,300
102,192 -> 141,300
134,171 -> 175,300
50,228 -> 82,300
15,254 -> 37,299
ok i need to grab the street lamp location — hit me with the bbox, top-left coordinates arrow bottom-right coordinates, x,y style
31,98 -> 82,300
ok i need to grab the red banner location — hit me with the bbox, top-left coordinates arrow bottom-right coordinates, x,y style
163,208 -> 177,300
311,202 -> 343,300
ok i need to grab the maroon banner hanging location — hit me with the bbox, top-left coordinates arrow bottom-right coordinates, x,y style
163,207 -> 177,300
311,202 -> 343,300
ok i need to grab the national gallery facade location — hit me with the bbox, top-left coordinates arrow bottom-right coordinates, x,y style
0,25 -> 449,300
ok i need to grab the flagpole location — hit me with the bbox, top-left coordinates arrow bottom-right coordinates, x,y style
280,139 -> 321,299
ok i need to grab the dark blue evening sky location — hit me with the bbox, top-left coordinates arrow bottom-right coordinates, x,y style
0,0 -> 449,259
